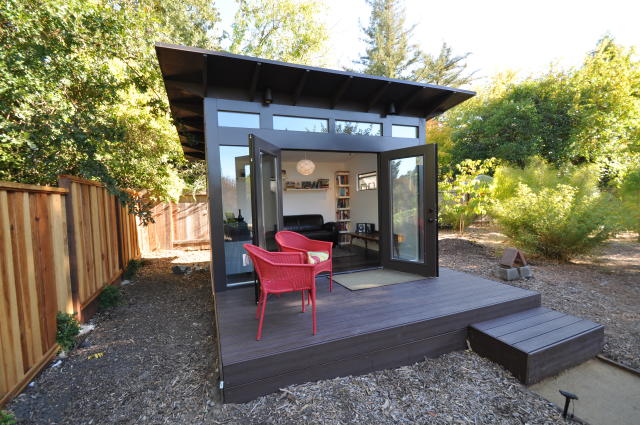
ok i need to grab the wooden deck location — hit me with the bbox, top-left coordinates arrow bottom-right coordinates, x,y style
216,267 -> 541,403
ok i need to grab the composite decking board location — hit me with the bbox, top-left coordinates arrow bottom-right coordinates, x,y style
223,329 -> 468,403
218,273 -> 538,363
468,308 -> 604,385
497,315 -> 583,345
220,278 -> 522,340
222,296 -> 540,387
217,267 -> 541,392
514,320 -> 602,353
470,307 -> 550,331
482,310 -> 566,337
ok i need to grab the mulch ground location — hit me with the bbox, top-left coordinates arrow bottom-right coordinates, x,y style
7,230 -> 638,424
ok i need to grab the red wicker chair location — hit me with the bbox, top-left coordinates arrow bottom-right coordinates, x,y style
275,230 -> 334,292
243,244 -> 318,340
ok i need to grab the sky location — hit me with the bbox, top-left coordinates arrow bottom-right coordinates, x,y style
216,0 -> 639,87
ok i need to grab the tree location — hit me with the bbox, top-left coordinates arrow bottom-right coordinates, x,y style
357,0 -> 419,79
0,0 -> 220,208
413,43 -> 475,87
446,37 -> 640,172
227,0 -> 328,65
356,0 -> 474,87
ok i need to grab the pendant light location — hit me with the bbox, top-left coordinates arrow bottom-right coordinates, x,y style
296,152 -> 315,176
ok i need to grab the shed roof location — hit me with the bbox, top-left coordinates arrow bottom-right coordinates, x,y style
155,43 -> 475,160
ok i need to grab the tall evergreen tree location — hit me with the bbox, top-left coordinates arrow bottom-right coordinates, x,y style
358,0 -> 419,79
357,0 -> 474,87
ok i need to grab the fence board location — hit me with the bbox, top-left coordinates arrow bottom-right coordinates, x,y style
0,183 -> 71,407
138,195 -> 210,252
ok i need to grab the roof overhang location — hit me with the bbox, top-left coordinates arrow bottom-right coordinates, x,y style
155,43 -> 475,159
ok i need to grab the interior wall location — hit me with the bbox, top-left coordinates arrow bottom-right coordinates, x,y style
282,153 -> 346,223
282,151 -> 379,252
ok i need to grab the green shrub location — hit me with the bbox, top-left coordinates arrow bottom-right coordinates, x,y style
56,312 -> 80,352
0,410 -> 16,425
491,159 -> 621,260
98,285 -> 122,309
123,259 -> 144,280
439,158 -> 497,233
618,168 -> 640,239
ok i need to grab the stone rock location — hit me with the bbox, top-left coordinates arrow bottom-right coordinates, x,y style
518,265 -> 533,279
496,266 -> 520,281
172,265 -> 191,275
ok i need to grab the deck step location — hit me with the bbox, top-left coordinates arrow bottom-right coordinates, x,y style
468,307 -> 604,385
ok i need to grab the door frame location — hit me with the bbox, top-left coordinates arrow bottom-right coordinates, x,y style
378,144 -> 438,277
249,134 -> 284,249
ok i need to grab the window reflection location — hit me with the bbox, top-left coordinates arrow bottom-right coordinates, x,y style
218,111 -> 260,129
273,115 -> 328,133
336,120 -> 382,136
221,146 -> 254,284
391,124 -> 418,138
390,156 -> 424,262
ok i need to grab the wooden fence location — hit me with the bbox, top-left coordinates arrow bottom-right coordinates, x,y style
137,194 -> 210,252
0,178 -> 140,407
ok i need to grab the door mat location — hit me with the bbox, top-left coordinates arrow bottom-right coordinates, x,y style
332,269 -> 424,290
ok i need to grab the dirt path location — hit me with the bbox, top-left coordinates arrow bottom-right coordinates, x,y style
8,258 -> 218,425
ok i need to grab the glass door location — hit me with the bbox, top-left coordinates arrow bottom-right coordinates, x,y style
249,134 -> 283,251
378,144 -> 438,276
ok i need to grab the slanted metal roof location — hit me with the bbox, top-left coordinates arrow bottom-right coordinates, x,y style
155,43 -> 475,160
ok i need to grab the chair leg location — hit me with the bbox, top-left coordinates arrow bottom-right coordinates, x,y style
257,292 -> 268,340
301,290 -> 305,312
311,288 -> 317,335
255,292 -> 263,319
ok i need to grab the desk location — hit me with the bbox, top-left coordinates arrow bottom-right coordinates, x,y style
348,232 -> 379,256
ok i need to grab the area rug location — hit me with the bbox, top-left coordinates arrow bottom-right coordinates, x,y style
332,269 -> 424,291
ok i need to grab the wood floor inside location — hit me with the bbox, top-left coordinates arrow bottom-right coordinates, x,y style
215,267 -> 541,403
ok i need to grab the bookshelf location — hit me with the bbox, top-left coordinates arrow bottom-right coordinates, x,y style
335,171 -> 351,246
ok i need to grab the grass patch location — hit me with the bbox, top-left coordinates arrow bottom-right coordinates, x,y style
123,259 -> 144,280
0,411 -> 16,425
56,312 -> 80,352
98,285 -> 122,309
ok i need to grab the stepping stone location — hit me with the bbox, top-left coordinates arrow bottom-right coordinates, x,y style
469,307 -> 604,384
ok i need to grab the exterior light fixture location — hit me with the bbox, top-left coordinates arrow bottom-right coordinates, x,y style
296,159 -> 315,176
387,102 -> 397,115
263,88 -> 273,104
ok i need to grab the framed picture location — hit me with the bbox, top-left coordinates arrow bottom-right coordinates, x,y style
356,223 -> 366,233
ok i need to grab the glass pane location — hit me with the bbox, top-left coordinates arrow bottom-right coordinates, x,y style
218,111 -> 260,128
259,151 -> 279,251
336,120 -> 382,136
392,124 -> 418,138
273,115 -> 328,133
390,156 -> 424,262
220,146 -> 254,285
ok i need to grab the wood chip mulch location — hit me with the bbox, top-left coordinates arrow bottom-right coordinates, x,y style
9,230 -> 638,424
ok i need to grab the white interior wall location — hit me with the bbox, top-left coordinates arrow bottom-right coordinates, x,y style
282,153 -> 346,223
282,151 -> 379,251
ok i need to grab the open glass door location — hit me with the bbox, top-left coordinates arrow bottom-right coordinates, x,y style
378,144 -> 438,276
249,134 -> 283,251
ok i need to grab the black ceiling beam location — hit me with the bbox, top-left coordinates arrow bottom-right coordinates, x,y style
182,144 -> 205,153
202,54 -> 208,97
331,76 -> 353,109
292,70 -> 310,105
424,92 -> 456,119
179,131 -> 204,146
367,82 -> 391,112
176,117 -> 204,132
184,152 -> 206,161
248,62 -> 262,102
165,80 -> 205,98
172,100 -> 202,116
397,87 -> 425,115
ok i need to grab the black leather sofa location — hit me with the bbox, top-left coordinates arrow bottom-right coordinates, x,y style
283,214 -> 338,244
